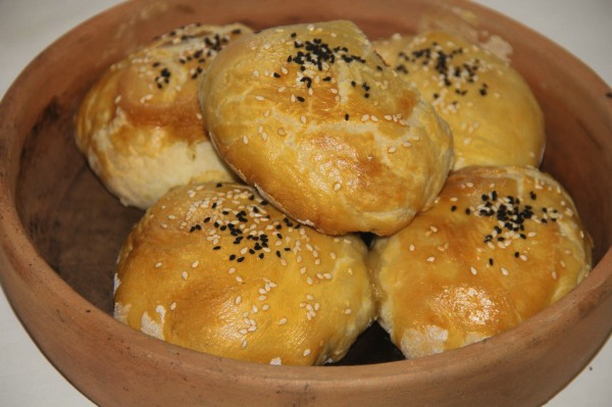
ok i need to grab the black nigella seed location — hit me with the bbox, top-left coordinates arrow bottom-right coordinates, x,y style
213,246 -> 221,250
229,254 -> 236,261
451,205 -> 457,212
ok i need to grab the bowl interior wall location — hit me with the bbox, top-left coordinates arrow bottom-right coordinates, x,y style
13,0 -> 611,366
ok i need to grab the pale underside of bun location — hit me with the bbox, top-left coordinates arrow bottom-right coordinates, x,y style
370,166 -> 592,359
114,182 -> 375,365
75,23 -> 252,209
200,20 -> 453,236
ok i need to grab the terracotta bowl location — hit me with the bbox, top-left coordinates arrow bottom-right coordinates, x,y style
0,0 -> 610,405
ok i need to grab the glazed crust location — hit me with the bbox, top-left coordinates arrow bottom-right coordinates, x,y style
114,182 -> 375,366
373,31 -> 545,170
369,166 -> 592,358
76,23 -> 252,209
200,21 -> 453,236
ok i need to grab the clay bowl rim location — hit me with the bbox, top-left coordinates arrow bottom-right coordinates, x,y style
0,0 -> 611,392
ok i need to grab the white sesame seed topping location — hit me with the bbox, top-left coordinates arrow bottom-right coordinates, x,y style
409,244 -> 415,251
552,271 -> 558,279
155,262 -> 163,268
255,95 -> 264,101
191,261 -> 199,268
333,183 -> 341,191
501,267 -> 509,276
170,302 -> 176,310
387,146 -> 397,153
470,266 -> 478,275
270,357 -> 282,365
242,135 -> 249,144
181,271 -> 188,280
303,349 -> 311,356
234,296 -> 242,305
300,115 -> 307,124
426,256 -> 435,263
278,317 -> 288,325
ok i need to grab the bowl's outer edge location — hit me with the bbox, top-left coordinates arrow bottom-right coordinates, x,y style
0,0 -> 611,406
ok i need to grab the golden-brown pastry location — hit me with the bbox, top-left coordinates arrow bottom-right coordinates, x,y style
76,23 -> 252,209
200,21 -> 453,236
369,166 -> 592,358
373,31 -> 545,169
114,182 -> 375,366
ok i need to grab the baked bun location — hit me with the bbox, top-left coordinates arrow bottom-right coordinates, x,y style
200,21 -> 453,236
114,182 -> 375,365
369,166 -> 592,358
373,31 -> 545,170
76,23 -> 252,209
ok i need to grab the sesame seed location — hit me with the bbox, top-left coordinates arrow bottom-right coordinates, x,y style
303,349 -> 311,356
181,271 -> 188,280
255,95 -> 265,101
409,244 -> 415,251
270,357 -> 282,365
426,256 -> 435,263
278,318 -> 288,325
387,146 -> 397,153
155,262 -> 163,268
333,183 -> 341,191
235,296 -> 242,305
470,266 -> 478,275
501,267 -> 509,276
242,136 -> 249,144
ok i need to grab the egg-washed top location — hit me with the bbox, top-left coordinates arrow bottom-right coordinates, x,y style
200,20 -> 453,236
77,23 -> 251,154
114,182 -> 374,366
374,31 -> 545,170
370,166 -> 592,358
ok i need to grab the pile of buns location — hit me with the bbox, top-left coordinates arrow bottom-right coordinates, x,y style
77,20 -> 592,366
